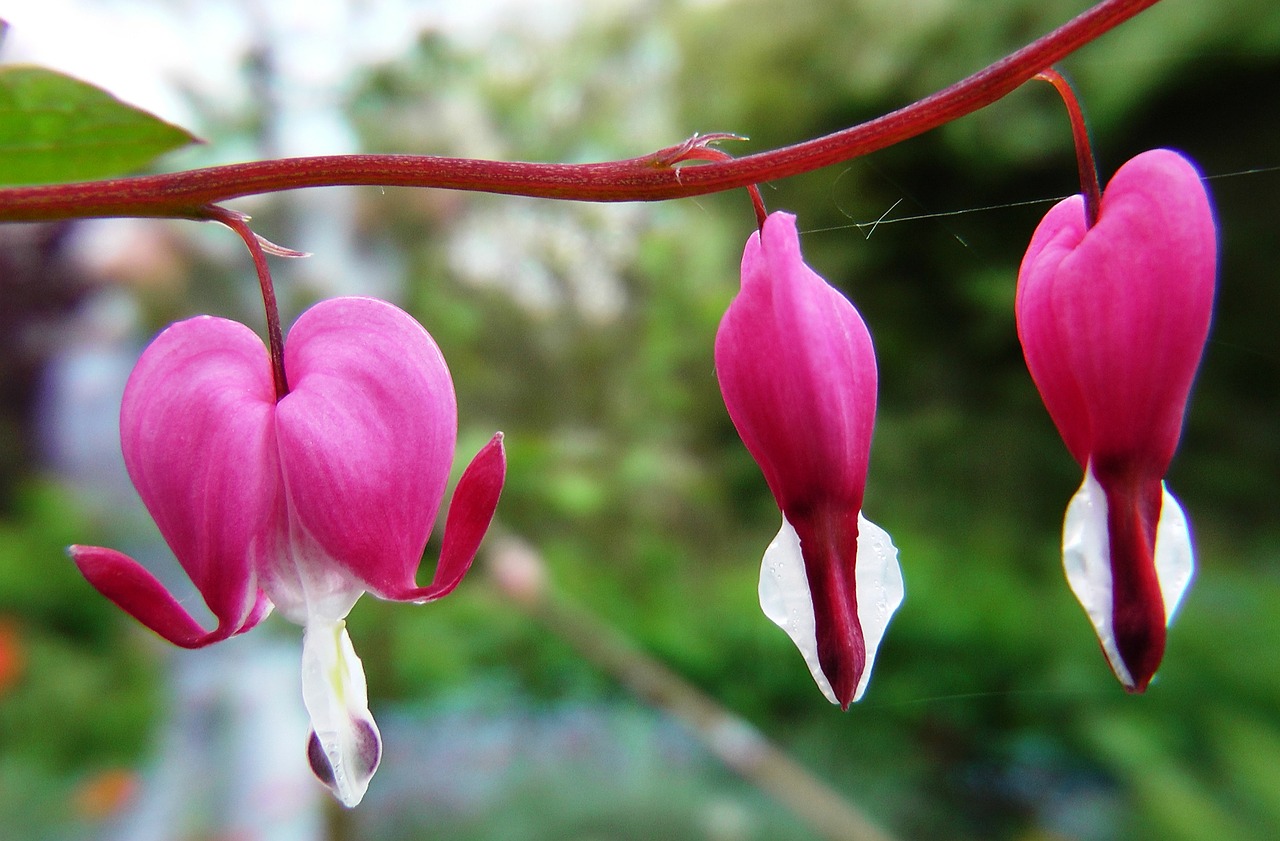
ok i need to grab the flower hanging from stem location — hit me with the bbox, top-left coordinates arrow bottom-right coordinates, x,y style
70,214 -> 506,805
1017,72 -> 1216,691
716,211 -> 903,709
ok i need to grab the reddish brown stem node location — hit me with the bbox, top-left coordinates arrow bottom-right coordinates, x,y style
663,136 -> 769,230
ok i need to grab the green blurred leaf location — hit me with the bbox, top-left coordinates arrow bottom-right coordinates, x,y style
1209,710 -> 1280,831
1087,713 -> 1259,841
0,65 -> 197,186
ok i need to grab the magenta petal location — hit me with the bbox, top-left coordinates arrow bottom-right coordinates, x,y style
70,545 -> 255,648
1061,151 -> 1214,470
385,432 -> 506,603
237,589 -> 274,634
275,297 -> 458,596
1016,195 -> 1093,466
715,212 -> 877,512
1018,149 -> 1215,472
118,315 -> 279,638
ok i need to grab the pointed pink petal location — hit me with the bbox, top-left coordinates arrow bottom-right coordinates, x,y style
237,590 -> 274,634
384,432 -> 506,602
275,297 -> 458,596
715,212 -> 877,513
69,545 -> 262,648
118,315 -> 279,636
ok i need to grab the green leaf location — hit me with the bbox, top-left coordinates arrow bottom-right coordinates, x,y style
0,65 -> 198,186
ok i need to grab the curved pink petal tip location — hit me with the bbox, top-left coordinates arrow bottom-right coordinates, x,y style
70,545 -> 267,648
383,432 -> 507,603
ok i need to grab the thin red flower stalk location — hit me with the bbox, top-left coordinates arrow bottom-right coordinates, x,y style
0,0 -> 1161,224
1035,69 -> 1103,227
203,206 -> 304,399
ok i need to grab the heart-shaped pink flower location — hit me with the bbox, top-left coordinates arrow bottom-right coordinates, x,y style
71,295 -> 505,805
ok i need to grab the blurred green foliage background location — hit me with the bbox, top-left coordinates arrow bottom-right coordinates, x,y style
1,0 -> 1278,839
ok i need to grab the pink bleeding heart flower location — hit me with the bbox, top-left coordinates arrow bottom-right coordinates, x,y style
1016,149 -> 1215,692
715,211 -> 903,710
70,296 -> 506,806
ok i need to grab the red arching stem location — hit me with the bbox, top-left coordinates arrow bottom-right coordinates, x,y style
204,206 -> 290,399
1036,69 -> 1103,227
0,0 -> 1161,223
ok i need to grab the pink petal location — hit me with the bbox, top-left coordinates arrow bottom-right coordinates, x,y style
715,212 -> 877,512
274,297 -> 458,596
1018,149 -> 1215,473
116,315 -> 279,639
1016,195 -> 1092,466
69,545 -> 267,648
384,432 -> 506,602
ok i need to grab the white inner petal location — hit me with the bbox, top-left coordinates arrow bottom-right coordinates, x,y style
300,619 -> 382,807
1062,469 -> 1127,685
265,513 -> 364,627
852,516 -> 904,702
1061,467 -> 1195,689
758,512 -> 903,705
1153,485 -> 1195,621
759,518 -> 835,704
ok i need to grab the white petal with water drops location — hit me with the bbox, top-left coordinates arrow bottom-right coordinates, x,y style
758,512 -> 903,704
